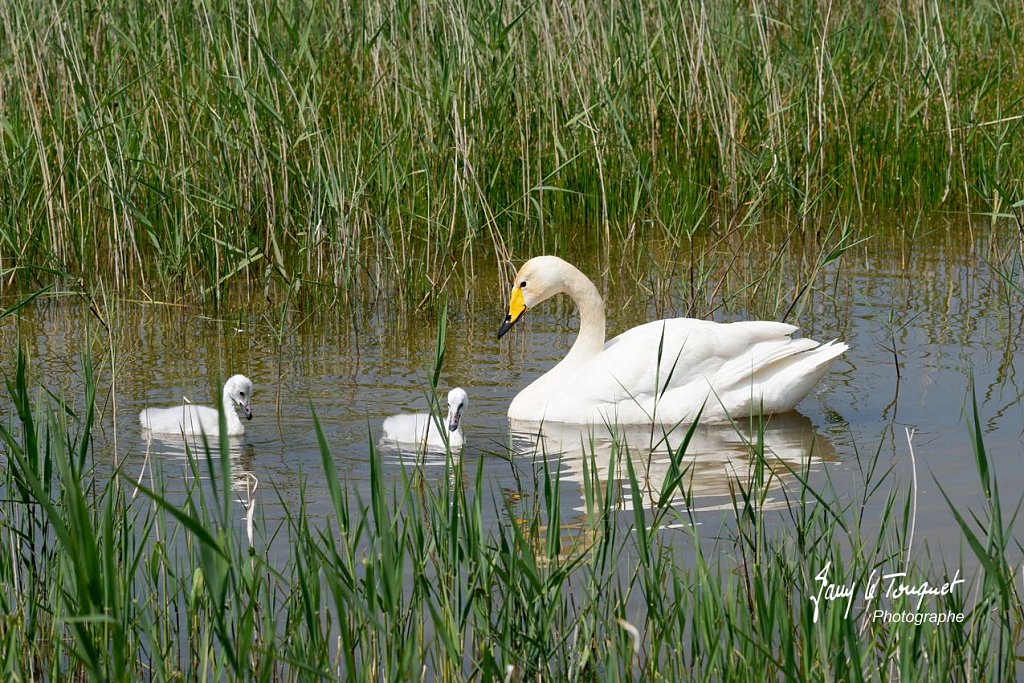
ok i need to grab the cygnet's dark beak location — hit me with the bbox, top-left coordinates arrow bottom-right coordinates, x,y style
448,405 -> 463,432
243,404 -> 253,420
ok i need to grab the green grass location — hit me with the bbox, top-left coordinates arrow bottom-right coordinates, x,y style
1,332 -> 1022,680
1,0 -> 1023,304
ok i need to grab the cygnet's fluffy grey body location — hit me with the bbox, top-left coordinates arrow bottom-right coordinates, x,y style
382,388 -> 468,449
140,375 -> 254,437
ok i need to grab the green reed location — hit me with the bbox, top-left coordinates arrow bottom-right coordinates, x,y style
1,0 -> 1022,303
1,337 -> 1023,679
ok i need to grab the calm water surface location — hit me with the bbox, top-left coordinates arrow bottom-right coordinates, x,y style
2,225 -> 1022,567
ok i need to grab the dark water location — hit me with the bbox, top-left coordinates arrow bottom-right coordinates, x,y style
2,224 -> 1022,567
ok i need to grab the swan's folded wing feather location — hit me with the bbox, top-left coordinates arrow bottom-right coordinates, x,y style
574,319 -> 804,413
713,337 -> 821,389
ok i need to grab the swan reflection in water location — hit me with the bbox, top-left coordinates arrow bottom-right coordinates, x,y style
510,412 -> 837,514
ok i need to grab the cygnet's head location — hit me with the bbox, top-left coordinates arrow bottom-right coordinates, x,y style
446,388 -> 468,432
224,375 -> 254,420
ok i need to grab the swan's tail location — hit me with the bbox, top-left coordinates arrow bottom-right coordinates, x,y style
717,338 -> 849,415
755,339 -> 848,412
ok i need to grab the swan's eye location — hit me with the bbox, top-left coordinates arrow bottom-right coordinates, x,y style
240,391 -> 245,397
520,281 -> 527,288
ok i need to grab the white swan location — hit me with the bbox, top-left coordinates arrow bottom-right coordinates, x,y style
139,375 -> 254,437
497,256 -> 848,423
381,388 -> 468,450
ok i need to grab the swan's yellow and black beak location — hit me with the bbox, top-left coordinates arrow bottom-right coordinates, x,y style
497,287 -> 526,339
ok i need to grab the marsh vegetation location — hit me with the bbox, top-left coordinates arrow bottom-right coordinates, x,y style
2,0 -> 1023,304
1,0 -> 1024,680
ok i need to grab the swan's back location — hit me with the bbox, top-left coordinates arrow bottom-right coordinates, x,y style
512,318 -> 847,423
140,405 -> 240,437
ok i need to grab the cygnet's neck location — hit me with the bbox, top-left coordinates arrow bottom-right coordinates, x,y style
559,263 -> 606,368
221,388 -> 242,433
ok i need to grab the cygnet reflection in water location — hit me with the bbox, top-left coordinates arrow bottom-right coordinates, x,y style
139,433 -> 258,497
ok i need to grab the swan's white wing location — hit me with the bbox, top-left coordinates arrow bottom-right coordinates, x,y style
586,319 -> 799,395
567,319 -> 828,421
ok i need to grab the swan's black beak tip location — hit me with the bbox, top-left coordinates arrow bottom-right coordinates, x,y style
497,315 -> 515,339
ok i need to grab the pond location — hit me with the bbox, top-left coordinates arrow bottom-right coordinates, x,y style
2,220 -> 1022,567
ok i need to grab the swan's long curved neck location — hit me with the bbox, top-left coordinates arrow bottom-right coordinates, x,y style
559,264 -> 606,369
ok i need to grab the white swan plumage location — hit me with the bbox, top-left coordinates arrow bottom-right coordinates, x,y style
381,388 -> 468,450
139,375 -> 254,437
497,256 -> 847,424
